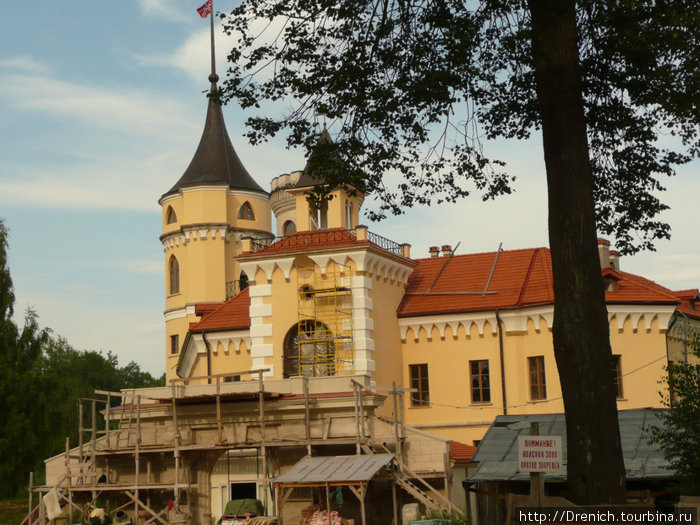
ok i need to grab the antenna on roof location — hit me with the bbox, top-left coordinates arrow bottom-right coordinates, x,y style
482,242 -> 503,297
426,241 -> 461,293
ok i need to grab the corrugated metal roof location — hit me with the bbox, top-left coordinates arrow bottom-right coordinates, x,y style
275,454 -> 394,484
467,409 -> 672,482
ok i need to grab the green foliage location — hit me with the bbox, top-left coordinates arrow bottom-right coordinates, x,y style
0,219 -> 164,498
221,0 -> 697,254
650,332 -> 700,495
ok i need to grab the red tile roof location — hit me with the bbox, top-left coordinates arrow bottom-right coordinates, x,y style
673,288 -> 700,320
450,441 -> 477,463
398,248 -> 681,318
603,268 -> 683,304
189,287 -> 251,333
189,246 -> 689,333
398,248 -> 555,317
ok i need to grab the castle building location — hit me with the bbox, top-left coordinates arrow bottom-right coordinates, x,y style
36,61 -> 699,525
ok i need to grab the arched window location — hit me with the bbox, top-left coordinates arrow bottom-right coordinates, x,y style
237,202 -> 255,220
239,270 -> 249,291
169,256 -> 180,295
283,320 -> 336,378
345,202 -> 353,229
283,220 -> 297,237
166,206 -> 177,224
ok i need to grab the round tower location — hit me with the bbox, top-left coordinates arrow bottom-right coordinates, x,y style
159,75 -> 272,379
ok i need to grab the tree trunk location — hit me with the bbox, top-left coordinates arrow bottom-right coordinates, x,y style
527,0 -> 626,504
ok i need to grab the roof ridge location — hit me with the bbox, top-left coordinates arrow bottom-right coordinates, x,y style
191,287 -> 250,330
516,248 -> 540,306
411,246 -> 550,262
615,270 -> 681,302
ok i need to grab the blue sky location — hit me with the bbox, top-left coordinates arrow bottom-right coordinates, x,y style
1,0 -> 698,375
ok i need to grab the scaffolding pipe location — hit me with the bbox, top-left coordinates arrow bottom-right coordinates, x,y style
258,370 -> 268,512
303,376 -> 311,455
78,400 -> 84,486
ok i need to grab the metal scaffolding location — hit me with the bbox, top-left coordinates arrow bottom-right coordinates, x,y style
296,263 -> 354,377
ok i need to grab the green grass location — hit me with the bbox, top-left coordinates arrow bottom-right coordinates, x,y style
0,498 -> 28,525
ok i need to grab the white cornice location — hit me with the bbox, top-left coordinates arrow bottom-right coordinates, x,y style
164,304 -> 197,321
398,303 -> 677,341
239,248 -> 414,284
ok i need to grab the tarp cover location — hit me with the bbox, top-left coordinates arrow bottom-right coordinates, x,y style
221,499 -> 264,518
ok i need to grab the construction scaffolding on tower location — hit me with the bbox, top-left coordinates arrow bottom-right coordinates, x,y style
296,263 -> 355,377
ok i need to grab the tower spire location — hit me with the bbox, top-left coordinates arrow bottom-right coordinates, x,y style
208,0 -> 218,91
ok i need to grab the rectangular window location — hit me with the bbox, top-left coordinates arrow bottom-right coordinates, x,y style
528,356 -> 547,400
170,334 -> 179,355
409,364 -> 430,406
612,355 -> 623,398
470,360 -> 491,403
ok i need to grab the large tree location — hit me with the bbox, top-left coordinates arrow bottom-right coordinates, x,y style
220,0 -> 698,504
0,219 -> 165,496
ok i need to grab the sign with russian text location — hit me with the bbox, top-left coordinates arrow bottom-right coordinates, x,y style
517,435 -> 563,473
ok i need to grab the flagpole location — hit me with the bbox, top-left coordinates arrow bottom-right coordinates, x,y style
209,0 -> 217,90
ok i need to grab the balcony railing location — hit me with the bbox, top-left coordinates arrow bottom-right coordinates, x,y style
225,279 -> 248,299
247,228 -> 405,257
366,230 -> 403,256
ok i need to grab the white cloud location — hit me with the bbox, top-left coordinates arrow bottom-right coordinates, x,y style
138,0 -> 189,23
125,260 -> 163,274
0,55 -> 51,75
0,71 -> 197,138
133,15 -> 289,85
134,27 -> 234,84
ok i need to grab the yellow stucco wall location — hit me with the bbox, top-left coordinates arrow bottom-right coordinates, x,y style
366,269 -> 407,417
401,311 -> 669,445
161,187 -> 271,381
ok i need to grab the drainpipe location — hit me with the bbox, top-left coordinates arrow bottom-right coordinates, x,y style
495,310 -> 508,415
202,331 -> 212,384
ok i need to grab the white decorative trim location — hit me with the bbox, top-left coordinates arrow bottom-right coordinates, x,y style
308,254 -> 330,274
606,304 -> 676,332
251,361 -> 274,377
227,189 -> 271,200
249,284 -> 273,297
250,324 -> 273,338
251,344 -> 274,358
276,258 -> 295,280
353,295 -> 374,310
399,303 -> 678,342
352,276 -> 373,290
250,304 -> 272,318
257,260 -> 277,281
164,304 -> 197,321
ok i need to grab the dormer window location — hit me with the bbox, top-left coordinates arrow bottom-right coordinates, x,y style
166,206 -> 177,224
237,202 -> 255,220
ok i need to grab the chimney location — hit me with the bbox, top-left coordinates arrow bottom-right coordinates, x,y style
609,250 -> 620,271
441,244 -> 452,257
597,238 -> 611,268
429,246 -> 440,258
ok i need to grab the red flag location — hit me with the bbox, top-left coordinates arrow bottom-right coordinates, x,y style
196,0 -> 212,18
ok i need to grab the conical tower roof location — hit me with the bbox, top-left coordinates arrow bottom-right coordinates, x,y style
161,97 -> 267,200
294,125 -> 338,189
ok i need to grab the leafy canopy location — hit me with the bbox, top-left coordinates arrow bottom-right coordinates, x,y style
221,0 -> 698,253
650,331 -> 700,495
